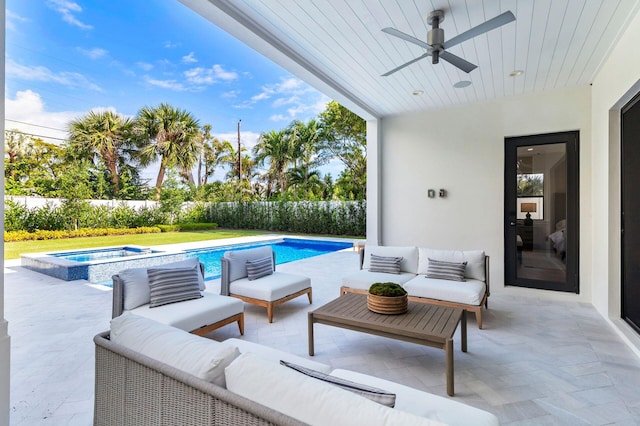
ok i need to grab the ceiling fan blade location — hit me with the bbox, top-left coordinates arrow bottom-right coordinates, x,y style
382,53 -> 430,76
382,27 -> 431,50
443,11 -> 515,49
439,51 -> 477,73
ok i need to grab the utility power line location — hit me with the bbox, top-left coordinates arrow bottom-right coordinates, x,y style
5,119 -> 68,132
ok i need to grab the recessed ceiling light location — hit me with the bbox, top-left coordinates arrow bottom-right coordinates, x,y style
527,148 -> 534,151
412,89 -> 424,96
453,80 -> 472,88
509,70 -> 524,77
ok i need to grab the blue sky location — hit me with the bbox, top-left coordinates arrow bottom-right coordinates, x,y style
5,0 -> 336,182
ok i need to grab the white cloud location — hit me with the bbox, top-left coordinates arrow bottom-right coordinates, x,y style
236,77 -> 329,122
214,130 -> 261,153
182,52 -> 197,63
6,10 -> 30,32
6,59 -> 102,92
5,90 -> 132,145
164,41 -> 181,48
221,90 -> 240,99
77,47 -> 108,60
46,0 -> 93,30
144,75 -> 187,91
136,61 -> 154,71
184,64 -> 238,85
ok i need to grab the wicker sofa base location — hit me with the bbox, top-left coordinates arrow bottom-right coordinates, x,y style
94,332 -> 303,426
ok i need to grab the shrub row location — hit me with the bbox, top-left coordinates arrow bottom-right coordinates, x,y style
156,223 -> 218,232
4,226 -> 161,242
206,201 -> 366,236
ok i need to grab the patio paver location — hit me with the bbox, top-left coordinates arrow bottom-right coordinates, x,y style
5,244 -> 640,425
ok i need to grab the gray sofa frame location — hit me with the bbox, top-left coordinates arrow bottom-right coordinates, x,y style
94,331 -> 305,425
112,263 -> 245,336
342,249 -> 491,329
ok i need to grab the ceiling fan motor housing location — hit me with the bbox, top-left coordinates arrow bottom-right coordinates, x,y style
427,10 -> 445,64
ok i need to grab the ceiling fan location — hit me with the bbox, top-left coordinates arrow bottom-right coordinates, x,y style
382,10 -> 516,76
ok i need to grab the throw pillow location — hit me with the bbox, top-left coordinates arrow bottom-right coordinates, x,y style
280,360 -> 396,407
369,254 -> 403,274
246,256 -> 273,281
426,258 -> 467,281
147,266 -> 202,308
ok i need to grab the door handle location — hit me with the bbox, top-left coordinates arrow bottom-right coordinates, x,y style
509,222 -> 516,226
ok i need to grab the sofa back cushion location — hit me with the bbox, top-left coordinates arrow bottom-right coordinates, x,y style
119,257 -> 205,311
225,352 -> 443,426
110,313 -> 240,387
362,246 -> 418,274
224,246 -> 274,282
418,248 -> 486,281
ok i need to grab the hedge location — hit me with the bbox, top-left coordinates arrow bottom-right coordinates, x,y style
206,201 -> 365,236
4,226 -> 161,242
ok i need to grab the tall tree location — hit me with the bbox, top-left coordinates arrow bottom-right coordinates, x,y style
289,119 -> 324,187
68,111 -> 136,197
253,129 -> 293,197
318,101 -> 367,199
136,103 -> 200,200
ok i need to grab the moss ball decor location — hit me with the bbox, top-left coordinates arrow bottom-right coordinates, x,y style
367,282 -> 408,314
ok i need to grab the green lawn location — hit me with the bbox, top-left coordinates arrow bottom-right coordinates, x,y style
4,229 -> 271,260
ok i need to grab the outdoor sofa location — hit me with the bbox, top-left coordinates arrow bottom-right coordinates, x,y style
112,257 -> 244,336
341,245 -> 490,328
94,312 -> 500,425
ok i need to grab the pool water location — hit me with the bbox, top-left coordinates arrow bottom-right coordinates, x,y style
185,238 -> 352,279
49,246 -> 155,262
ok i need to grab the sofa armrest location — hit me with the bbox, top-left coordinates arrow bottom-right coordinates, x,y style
94,332 -> 304,426
112,275 -> 125,319
484,255 -> 490,297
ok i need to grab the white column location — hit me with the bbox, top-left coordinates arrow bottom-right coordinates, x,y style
1,1 -> 11,424
366,119 -> 381,246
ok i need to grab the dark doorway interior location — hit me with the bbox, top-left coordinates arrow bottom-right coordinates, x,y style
622,93 -> 640,334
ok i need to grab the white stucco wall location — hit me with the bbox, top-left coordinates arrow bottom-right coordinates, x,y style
590,3 -> 640,353
380,85 -> 591,296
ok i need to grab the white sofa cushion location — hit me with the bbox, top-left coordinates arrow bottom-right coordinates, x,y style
330,369 -> 500,426
220,338 -> 332,374
110,312 -> 240,387
119,257 -> 206,310
417,248 -> 486,281
224,246 -> 273,282
230,272 -> 310,302
224,352 -> 445,426
130,291 -> 243,332
342,270 -> 416,291
362,245 -> 419,274
403,276 -> 486,306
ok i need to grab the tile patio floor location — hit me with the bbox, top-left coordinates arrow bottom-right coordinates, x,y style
5,239 -> 640,425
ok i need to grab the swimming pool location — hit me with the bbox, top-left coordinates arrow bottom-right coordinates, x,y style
185,238 -> 352,279
49,246 -> 156,262
20,238 -> 352,283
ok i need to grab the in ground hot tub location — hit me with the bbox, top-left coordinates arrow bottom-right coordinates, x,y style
21,245 -> 185,283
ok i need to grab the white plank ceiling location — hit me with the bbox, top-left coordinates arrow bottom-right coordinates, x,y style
183,0 -> 640,119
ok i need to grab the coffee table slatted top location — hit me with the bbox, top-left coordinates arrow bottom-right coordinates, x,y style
310,293 -> 462,344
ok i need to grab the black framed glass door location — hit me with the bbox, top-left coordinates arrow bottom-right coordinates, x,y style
622,93 -> 640,333
504,132 -> 579,293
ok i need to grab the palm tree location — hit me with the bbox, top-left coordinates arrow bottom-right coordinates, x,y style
135,103 -> 200,199
68,111 -> 136,197
253,129 -> 293,197
289,119 -> 323,187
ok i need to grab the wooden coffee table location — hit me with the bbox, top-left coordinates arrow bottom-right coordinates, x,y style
308,293 -> 466,396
